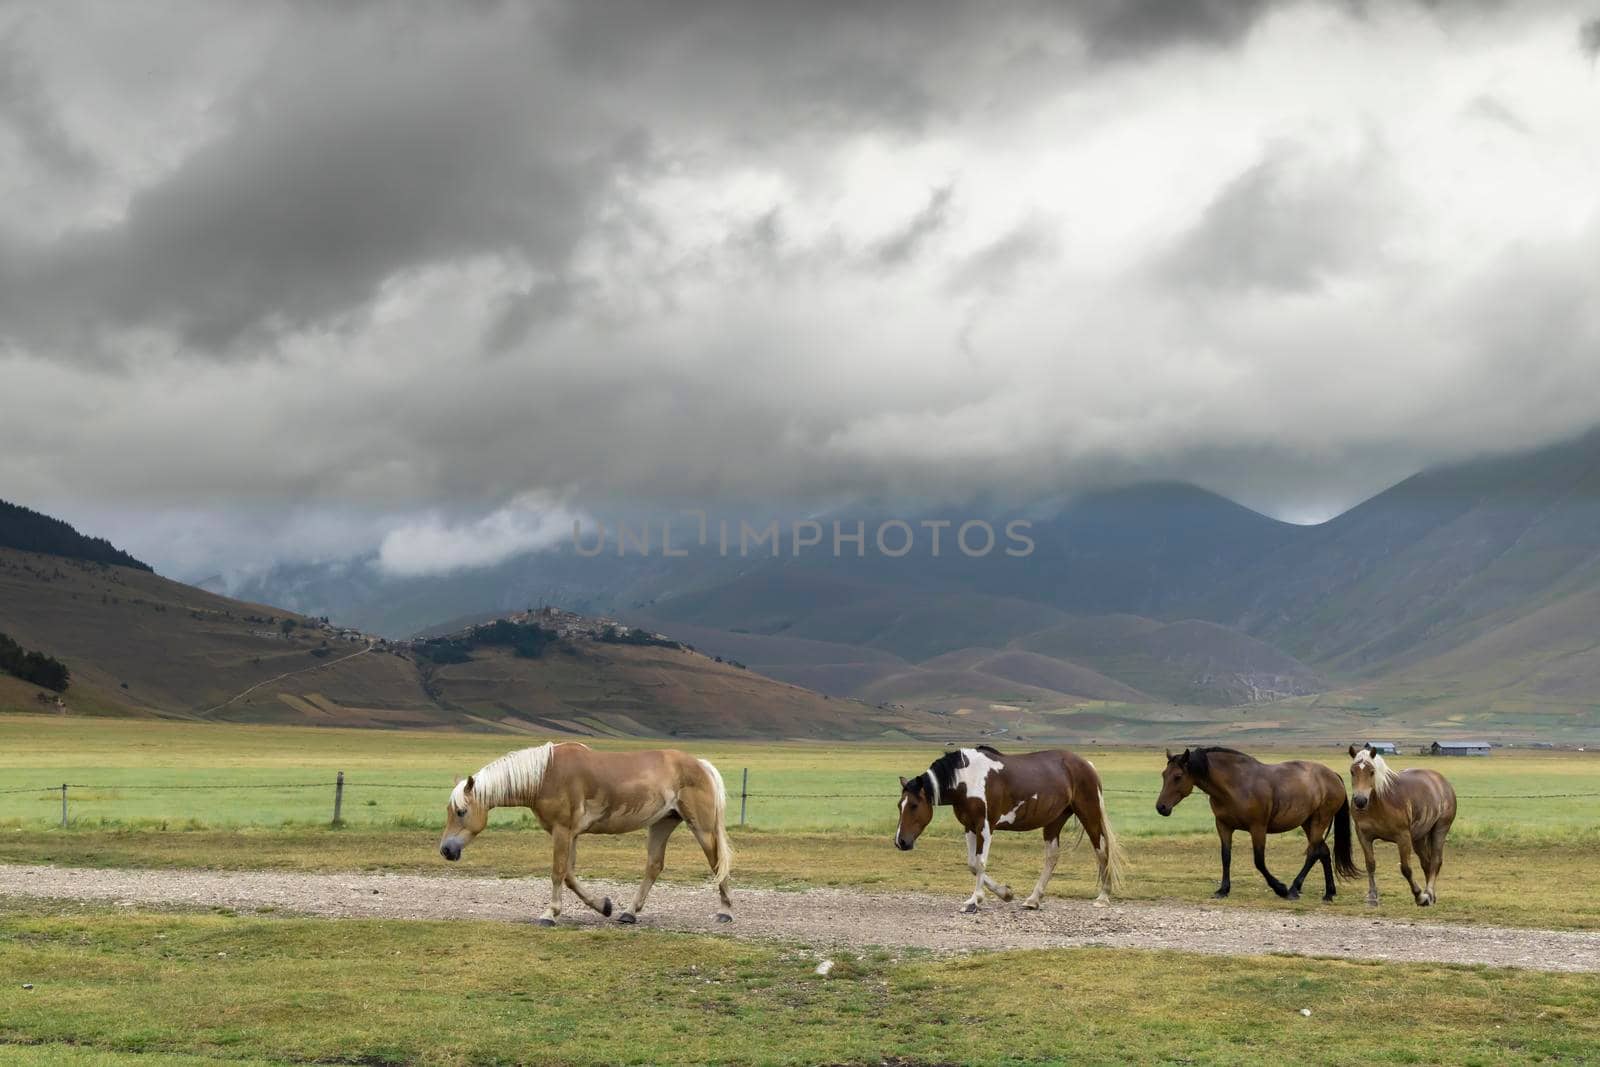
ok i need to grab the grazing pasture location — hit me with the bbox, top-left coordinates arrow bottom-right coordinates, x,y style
2,714 -> 1598,1064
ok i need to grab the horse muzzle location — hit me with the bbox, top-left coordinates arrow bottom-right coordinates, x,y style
1156,803 -> 1172,817
893,834 -> 913,851
1352,795 -> 1369,811
439,840 -> 463,862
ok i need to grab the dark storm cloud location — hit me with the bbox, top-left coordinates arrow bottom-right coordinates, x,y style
0,0 -> 1346,358
1,0 -> 1597,577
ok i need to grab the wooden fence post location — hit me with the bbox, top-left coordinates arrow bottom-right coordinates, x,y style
60,783 -> 67,828
739,767 -> 748,826
332,771 -> 345,826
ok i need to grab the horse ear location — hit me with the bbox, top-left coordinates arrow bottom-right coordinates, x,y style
1165,748 -> 1173,761
463,775 -> 475,795
898,776 -> 909,789
453,775 -> 462,786
1348,744 -> 1359,758
1365,743 -> 1377,755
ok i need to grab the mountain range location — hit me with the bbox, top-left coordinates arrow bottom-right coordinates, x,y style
230,427 -> 1600,741
7,428 -> 1600,741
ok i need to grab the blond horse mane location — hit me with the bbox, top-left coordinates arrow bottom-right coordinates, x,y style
1353,749 -> 1398,797
454,742 -> 556,810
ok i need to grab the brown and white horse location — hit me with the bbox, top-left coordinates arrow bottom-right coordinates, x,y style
1347,743 -> 1457,907
439,742 -> 733,925
1156,747 -> 1356,901
894,746 -> 1127,911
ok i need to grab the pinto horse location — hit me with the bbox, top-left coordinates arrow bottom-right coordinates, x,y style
1156,747 -> 1356,901
1347,743 -> 1457,907
894,746 -> 1127,911
438,742 -> 733,926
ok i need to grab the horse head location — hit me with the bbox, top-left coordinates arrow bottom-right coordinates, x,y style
438,774 -> 488,861
1155,748 -> 1199,816
893,773 -> 936,850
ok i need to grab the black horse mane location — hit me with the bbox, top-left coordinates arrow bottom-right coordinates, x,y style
907,745 -> 1004,800
1179,746 -> 1257,779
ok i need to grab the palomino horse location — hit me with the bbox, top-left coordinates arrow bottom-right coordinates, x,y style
894,746 -> 1127,911
1347,744 -> 1457,907
438,742 -> 733,926
1156,747 -> 1356,901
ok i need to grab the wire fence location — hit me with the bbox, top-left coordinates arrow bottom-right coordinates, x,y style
2,774 -> 1597,830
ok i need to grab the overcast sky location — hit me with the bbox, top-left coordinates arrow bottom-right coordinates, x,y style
3,0 -> 1599,579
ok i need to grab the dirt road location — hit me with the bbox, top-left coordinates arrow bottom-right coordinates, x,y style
3,863 -> 1595,972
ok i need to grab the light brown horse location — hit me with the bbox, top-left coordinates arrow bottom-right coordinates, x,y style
1347,743 -> 1457,907
439,742 -> 733,925
894,745 -> 1127,911
1156,747 -> 1356,901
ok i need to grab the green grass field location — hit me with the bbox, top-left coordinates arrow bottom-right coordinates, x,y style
3,714 -> 1599,1065
3,901 -> 1598,1066
3,715 -> 1596,839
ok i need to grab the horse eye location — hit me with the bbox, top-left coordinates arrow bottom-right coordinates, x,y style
456,808 -> 468,818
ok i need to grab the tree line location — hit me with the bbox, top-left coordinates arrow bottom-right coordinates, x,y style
420,619 -> 561,664
0,499 -> 151,571
0,631 -> 70,692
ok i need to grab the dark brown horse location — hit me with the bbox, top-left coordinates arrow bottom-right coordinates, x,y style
894,746 -> 1127,911
1347,744 -> 1457,907
1156,747 -> 1356,900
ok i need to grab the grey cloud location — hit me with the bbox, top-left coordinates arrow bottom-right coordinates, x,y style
1582,17 -> 1600,62
1162,139 -> 1393,294
0,37 -> 96,179
947,222 -> 1059,295
874,185 -> 954,267
1,1 -> 1597,579
1464,94 -> 1530,135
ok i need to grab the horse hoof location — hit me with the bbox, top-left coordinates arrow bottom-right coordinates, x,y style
1366,896 -> 1379,907
1322,893 -> 1335,903
600,897 -> 613,918
1285,889 -> 1299,901
1212,889 -> 1230,900
998,886 -> 1014,902
616,912 -> 637,925
960,902 -> 978,915
1092,896 -> 1110,909
1021,899 -> 1040,911
536,917 -> 556,928
715,912 -> 733,924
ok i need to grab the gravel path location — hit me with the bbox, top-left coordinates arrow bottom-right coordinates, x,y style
3,863 -> 1596,973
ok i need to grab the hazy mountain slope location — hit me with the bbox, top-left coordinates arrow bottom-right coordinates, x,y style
0,543 -> 933,738
1014,616 -> 1326,705
1233,429 -> 1600,675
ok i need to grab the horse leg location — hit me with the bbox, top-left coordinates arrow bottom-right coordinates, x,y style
685,820 -> 734,923
539,828 -> 572,926
1214,823 -> 1233,898
1250,825 -> 1290,898
1022,816 -> 1070,910
1073,797 -> 1115,907
1359,829 -> 1380,906
1395,835 -> 1426,905
1422,822 -> 1448,905
619,816 -> 679,924
1289,817 -> 1333,902
960,827 -> 993,913
561,835 -> 613,917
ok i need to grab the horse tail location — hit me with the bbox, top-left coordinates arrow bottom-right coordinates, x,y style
1098,787 -> 1129,892
697,758 -> 734,886
1333,798 -> 1358,880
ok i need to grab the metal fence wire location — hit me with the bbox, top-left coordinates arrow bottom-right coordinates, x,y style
1,773 -> 1596,829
